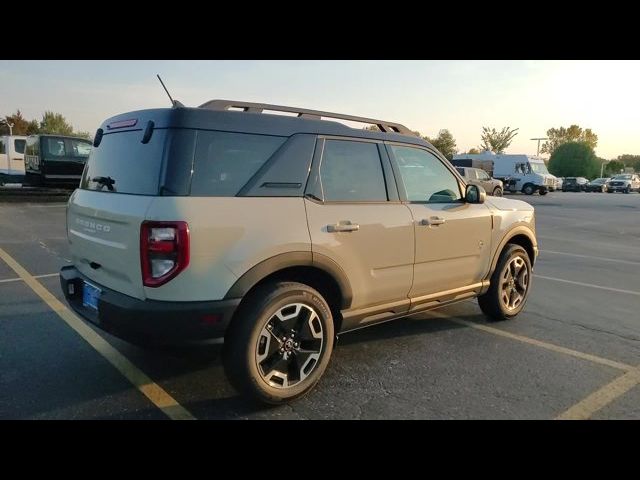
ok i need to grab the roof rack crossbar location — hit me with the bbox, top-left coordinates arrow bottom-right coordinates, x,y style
198,99 -> 415,135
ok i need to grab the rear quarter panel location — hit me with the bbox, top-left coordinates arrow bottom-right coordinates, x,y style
143,197 -> 312,301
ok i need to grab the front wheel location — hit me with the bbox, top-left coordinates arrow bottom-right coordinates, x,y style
539,189 -> 548,196
223,281 -> 335,404
624,186 -> 630,194
478,244 -> 532,321
493,187 -> 503,197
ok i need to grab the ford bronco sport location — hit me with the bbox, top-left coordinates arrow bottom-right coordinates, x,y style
60,100 -> 537,404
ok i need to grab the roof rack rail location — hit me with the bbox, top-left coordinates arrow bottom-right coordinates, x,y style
198,99 -> 415,136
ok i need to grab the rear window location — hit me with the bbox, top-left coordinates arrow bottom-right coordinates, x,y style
81,130 -> 168,195
14,139 -> 26,154
190,131 -> 285,196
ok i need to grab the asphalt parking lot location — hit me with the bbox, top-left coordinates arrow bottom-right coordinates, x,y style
1,191 -> 639,420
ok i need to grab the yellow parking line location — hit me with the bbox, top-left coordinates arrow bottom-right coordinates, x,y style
424,310 -> 633,372
0,247 -> 195,420
0,273 -> 59,284
556,366 -> 640,420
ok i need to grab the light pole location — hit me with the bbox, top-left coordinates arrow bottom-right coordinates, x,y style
530,137 -> 549,158
600,160 -> 607,178
2,119 -> 14,136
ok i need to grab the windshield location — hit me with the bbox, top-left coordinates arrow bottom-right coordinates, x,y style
613,174 -> 632,180
592,178 -> 607,184
530,162 -> 549,174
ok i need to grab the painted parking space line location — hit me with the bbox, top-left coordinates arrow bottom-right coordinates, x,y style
0,247 -> 195,421
539,249 -> 640,267
424,310 -> 634,372
535,274 -> 640,297
0,272 -> 60,284
556,366 -> 640,420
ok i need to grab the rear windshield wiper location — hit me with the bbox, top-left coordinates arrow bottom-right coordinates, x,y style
91,176 -> 116,191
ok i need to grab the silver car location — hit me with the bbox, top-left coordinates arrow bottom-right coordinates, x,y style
455,166 -> 504,196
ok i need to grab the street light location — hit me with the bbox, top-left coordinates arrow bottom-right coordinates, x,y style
530,137 -> 549,157
1,118 -> 14,136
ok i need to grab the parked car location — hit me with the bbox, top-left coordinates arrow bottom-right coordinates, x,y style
555,177 -> 564,190
0,135 -> 27,184
585,177 -> 610,192
606,174 -> 640,193
59,99 -> 538,404
455,166 -> 504,196
24,134 -> 92,187
562,177 -> 589,192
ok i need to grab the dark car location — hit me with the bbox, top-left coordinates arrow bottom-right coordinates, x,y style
561,177 -> 588,192
24,134 -> 92,187
585,177 -> 610,192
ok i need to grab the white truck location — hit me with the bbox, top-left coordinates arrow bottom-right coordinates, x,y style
0,135 -> 27,185
451,151 -> 557,195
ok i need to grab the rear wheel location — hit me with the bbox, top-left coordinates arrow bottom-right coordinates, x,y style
539,188 -> 548,196
223,281 -> 334,404
522,184 -> 535,195
478,244 -> 532,321
493,187 -> 503,197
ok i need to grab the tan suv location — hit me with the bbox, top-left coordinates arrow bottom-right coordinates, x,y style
60,100 -> 538,404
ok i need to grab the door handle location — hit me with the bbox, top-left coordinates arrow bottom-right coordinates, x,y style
421,216 -> 446,226
327,221 -> 360,232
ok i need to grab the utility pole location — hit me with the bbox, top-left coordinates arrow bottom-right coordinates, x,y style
530,137 -> 548,158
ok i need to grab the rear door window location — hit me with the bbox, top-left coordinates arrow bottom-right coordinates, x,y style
319,139 -> 387,202
190,131 -> 286,196
0,139 -> 5,154
69,138 -> 91,158
81,130 -> 168,195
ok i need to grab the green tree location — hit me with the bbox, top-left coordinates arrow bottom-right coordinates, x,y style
425,129 -> 457,160
1,110 -> 32,135
548,142 -> 599,178
479,126 -> 519,154
605,159 -> 625,176
540,125 -> 598,156
26,119 -> 40,135
39,111 -> 74,136
73,131 -> 92,140
616,154 -> 640,173
467,148 -> 480,154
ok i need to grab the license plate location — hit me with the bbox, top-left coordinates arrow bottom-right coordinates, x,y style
82,281 -> 101,311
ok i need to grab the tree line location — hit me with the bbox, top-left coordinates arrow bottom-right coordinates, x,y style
368,121 -> 637,178
0,110 -> 91,139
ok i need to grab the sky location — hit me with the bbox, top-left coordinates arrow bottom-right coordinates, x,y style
1,60 -> 640,159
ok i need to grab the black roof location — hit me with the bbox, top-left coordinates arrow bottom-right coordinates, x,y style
99,105 -> 433,149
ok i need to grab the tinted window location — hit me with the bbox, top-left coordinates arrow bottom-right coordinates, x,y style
70,138 -> 91,158
191,131 -> 285,197
14,139 -> 26,154
46,138 -> 67,158
320,140 -> 387,202
0,139 -> 5,154
81,130 -> 167,195
455,167 -> 465,176
391,145 -> 462,203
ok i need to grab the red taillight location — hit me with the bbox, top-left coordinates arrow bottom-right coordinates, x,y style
140,221 -> 190,287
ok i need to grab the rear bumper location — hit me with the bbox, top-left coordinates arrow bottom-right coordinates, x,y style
59,266 -> 241,343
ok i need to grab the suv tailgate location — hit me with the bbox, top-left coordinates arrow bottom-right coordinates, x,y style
67,189 -> 154,300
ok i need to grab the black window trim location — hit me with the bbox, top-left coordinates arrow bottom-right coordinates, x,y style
304,135 -> 399,205
384,141 -> 467,204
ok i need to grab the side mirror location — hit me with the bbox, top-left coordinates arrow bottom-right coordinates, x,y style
466,184 -> 486,204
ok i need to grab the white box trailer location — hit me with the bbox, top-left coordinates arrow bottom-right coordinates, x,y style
0,135 -> 27,184
451,151 -> 557,195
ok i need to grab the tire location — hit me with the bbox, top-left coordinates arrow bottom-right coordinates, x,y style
492,187 -> 503,197
624,186 -> 630,194
539,189 -> 548,196
522,184 -> 535,195
223,281 -> 335,404
478,244 -> 532,321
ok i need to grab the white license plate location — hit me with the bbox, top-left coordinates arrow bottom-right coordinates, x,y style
82,281 -> 101,311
